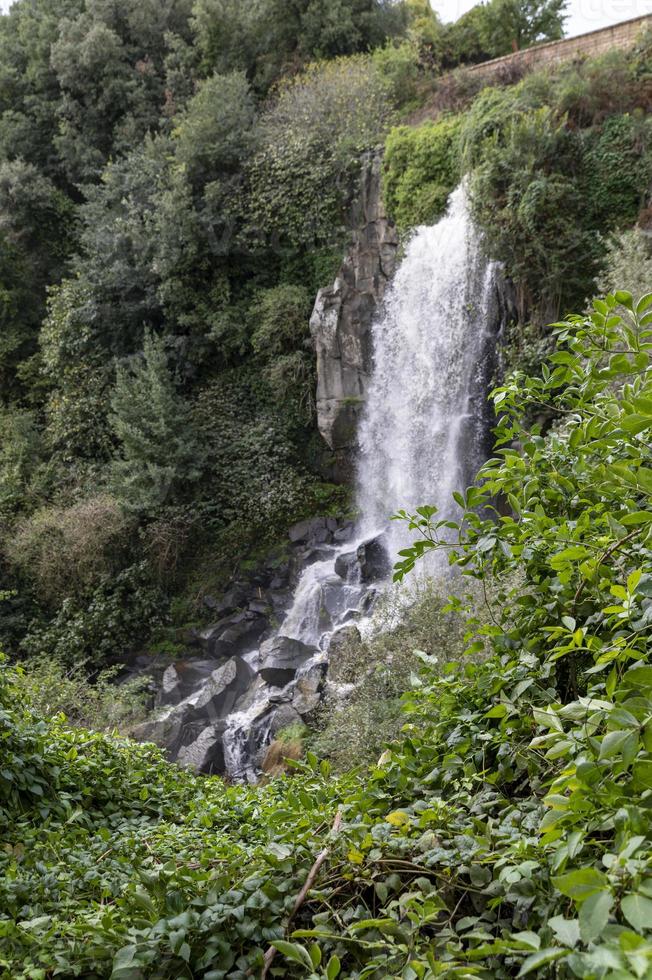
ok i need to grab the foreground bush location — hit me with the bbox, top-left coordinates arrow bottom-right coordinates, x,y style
1,292 -> 652,977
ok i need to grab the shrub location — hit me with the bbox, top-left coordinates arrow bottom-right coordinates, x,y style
0,408 -> 43,518
312,577 -> 470,770
110,331 -> 203,514
595,226 -> 652,301
249,284 -> 312,358
20,562 -> 165,666
6,494 -> 132,606
383,115 -> 462,228
245,55 -> 394,247
13,655 -> 149,733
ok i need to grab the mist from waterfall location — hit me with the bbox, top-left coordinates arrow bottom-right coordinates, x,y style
356,182 -> 499,559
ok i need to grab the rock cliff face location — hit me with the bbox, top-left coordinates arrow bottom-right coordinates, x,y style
310,151 -> 398,477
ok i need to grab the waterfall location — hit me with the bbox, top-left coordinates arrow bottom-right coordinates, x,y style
357,183 -> 499,557
215,185 -> 499,782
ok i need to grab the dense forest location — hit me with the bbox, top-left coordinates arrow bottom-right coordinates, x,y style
2,0 -> 652,976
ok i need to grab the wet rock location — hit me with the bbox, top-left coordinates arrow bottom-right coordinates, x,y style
310,151 -> 398,472
176,724 -> 226,774
199,613 -> 267,658
132,702 -> 190,756
213,586 -> 249,617
334,536 -> 390,584
259,636 -> 316,687
292,664 -> 326,717
269,704 -> 304,735
360,537 -> 391,582
288,516 -> 331,546
333,522 -> 354,544
159,659 -> 218,707
192,657 -> 254,720
248,598 -> 271,616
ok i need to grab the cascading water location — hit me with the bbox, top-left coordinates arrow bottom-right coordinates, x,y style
357,183 -> 499,558
218,184 -> 500,781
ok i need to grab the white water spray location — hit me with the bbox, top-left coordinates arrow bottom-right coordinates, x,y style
357,183 -> 499,557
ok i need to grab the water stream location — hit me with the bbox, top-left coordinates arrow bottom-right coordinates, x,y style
221,184 -> 500,781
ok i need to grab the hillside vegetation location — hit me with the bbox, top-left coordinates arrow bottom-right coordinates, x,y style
3,295 -> 652,978
0,0 -> 580,671
2,1 -> 652,977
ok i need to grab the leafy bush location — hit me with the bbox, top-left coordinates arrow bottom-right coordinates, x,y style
0,409 -> 43,518
249,284 -> 312,358
596,227 -> 652,300
172,70 -> 255,189
5,495 -> 132,606
13,656 -> 149,733
20,562 -> 165,667
383,115 -> 462,228
245,55 -> 394,247
312,577 -> 470,770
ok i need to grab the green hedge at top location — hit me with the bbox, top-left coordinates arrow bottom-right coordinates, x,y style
382,115 -> 463,230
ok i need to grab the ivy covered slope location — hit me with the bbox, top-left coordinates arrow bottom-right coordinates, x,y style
1,292 -> 651,979
383,37 -> 652,320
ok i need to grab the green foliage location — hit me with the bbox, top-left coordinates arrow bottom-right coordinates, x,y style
596,228 -> 652,302
4,290 -> 652,977
13,655 -> 149,733
249,284 -> 312,358
0,408 -> 43,518
191,0 -> 408,95
383,115 -> 462,229
110,331 -> 203,514
173,70 -> 255,188
463,74 -> 652,315
5,495 -> 133,606
20,561 -> 165,666
478,0 -> 566,54
312,578 -> 470,771
245,55 -> 394,248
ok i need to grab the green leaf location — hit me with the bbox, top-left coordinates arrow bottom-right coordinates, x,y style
579,891 -> 613,943
619,511 -> 652,526
620,893 -> 652,932
271,940 -> 314,970
599,730 -> 631,760
549,916 -> 580,949
517,948 -> 568,976
636,291 -> 652,316
552,869 -> 608,901
326,955 -> 341,979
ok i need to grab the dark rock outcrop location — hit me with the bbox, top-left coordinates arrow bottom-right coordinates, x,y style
310,151 -> 398,476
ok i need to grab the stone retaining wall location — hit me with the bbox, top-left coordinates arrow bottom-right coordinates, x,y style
465,13 -> 651,84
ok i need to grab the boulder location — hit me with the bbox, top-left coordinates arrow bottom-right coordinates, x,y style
131,702 -> 190,756
334,536 -> 390,584
159,659 -> 217,707
176,724 -> 226,774
360,537 -> 391,582
192,656 -> 254,721
288,516 -> 331,547
199,612 -> 268,658
269,704 -> 304,736
258,635 -> 316,687
292,663 -> 326,717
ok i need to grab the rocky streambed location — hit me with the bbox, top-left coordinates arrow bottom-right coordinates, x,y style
132,516 -> 389,782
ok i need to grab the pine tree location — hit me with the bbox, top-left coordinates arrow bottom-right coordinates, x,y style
110,331 -> 202,513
